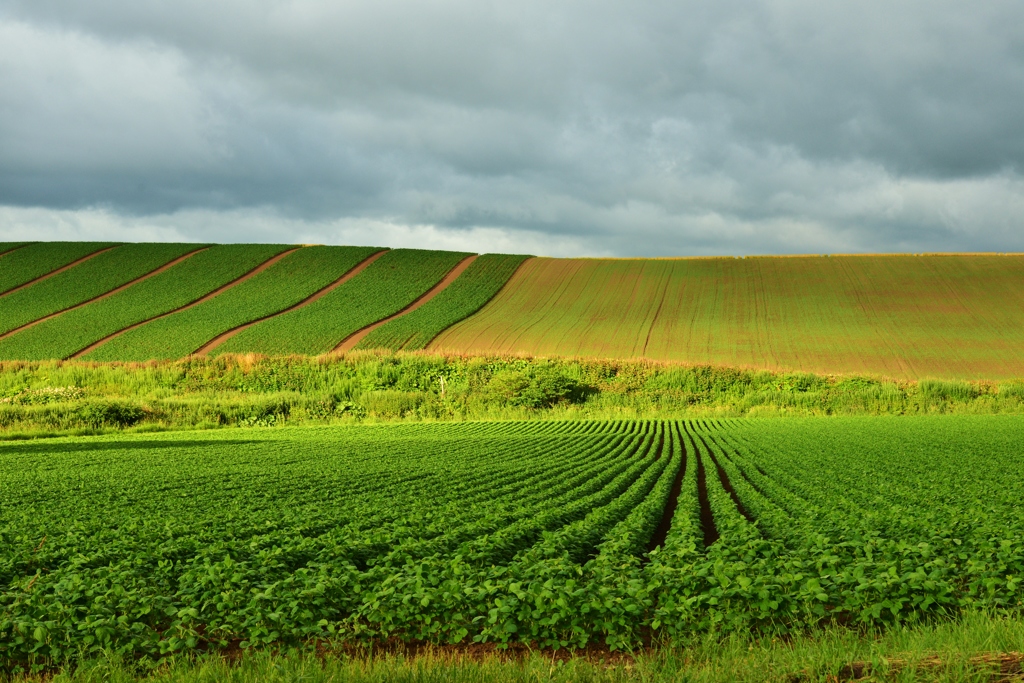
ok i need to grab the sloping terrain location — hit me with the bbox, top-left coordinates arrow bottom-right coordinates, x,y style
0,242 -> 114,295
83,245 -> 380,361
0,244 -> 292,360
355,253 -> 530,351
430,254 -> 1024,380
3,243 -> 1023,380
215,248 -> 470,356
0,243 -> 201,337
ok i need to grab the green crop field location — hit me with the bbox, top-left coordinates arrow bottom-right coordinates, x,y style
216,248 -> 469,356
83,246 -> 381,362
2,416 -> 1022,666
0,243 -> 201,337
431,254 -> 1024,381
0,242 -> 114,296
0,244 -> 29,259
356,253 -> 530,351
0,244 -> 291,361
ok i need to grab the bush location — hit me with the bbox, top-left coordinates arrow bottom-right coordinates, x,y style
999,382 -> 1024,399
360,390 -> 424,417
919,379 -> 979,402
79,401 -> 146,428
485,366 -> 584,409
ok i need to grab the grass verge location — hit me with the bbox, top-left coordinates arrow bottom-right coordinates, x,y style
7,612 -> 1024,682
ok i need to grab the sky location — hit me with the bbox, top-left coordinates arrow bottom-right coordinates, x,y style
1,1 -> 1023,257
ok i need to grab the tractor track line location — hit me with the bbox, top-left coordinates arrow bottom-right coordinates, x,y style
0,245 -> 118,299
71,247 -> 303,359
194,249 -> 389,356
334,254 -> 479,354
0,247 -> 207,343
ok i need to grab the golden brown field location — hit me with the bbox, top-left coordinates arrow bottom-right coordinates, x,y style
430,254 -> 1024,380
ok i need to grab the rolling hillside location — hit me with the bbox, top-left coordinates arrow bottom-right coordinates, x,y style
1,243 -> 1023,380
430,254 -> 1024,380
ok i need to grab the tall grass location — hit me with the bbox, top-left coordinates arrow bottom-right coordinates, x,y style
10,611 -> 1024,682
1,352 -> 1022,437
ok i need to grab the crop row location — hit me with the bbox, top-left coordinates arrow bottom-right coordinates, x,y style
84,246 -> 381,362
0,243 -> 202,337
0,242 -> 114,297
2,416 -> 1023,666
215,249 -> 471,356
0,245 -> 292,361
356,253 -> 530,351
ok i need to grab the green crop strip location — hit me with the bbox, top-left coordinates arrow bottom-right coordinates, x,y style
84,246 -> 382,362
0,245 -> 292,361
2,416 -> 1023,667
0,243 -> 203,336
0,243 -> 30,259
216,248 -> 470,356
0,242 -> 115,296
356,253 -> 530,351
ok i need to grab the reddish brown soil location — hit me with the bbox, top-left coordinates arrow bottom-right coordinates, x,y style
195,249 -> 389,356
334,254 -> 479,353
0,246 -> 117,299
0,247 -> 207,342
72,247 -> 302,359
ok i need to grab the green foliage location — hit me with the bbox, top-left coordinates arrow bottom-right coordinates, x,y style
0,244 -> 202,336
79,401 -> 147,428
217,249 -> 471,356
0,242 -> 113,295
2,416 -> 1024,668
1000,381 -> 1024,399
84,246 -> 381,362
0,354 -> 1020,435
485,365 -> 585,408
0,245 -> 291,361
0,243 -> 28,257
919,379 -> 981,402
356,253 -> 530,351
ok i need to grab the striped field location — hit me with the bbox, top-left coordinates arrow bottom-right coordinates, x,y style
1,243 -> 1023,380
430,254 -> 1024,380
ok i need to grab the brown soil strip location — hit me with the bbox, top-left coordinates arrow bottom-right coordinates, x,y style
684,424 -> 719,547
334,254 -> 479,354
0,245 -> 117,299
0,247 -> 207,342
71,247 -> 303,359
645,423 -> 687,555
699,433 -> 755,524
195,249 -> 389,356
0,243 -> 30,259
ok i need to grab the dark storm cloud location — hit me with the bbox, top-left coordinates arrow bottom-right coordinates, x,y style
1,0 -> 1023,255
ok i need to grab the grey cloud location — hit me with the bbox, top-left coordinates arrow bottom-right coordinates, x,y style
1,0 -> 1023,255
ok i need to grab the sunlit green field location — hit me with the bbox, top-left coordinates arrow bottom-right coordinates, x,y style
3,416 -> 1023,673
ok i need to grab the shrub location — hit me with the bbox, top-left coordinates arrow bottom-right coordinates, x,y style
918,379 -> 979,402
79,401 -> 146,428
